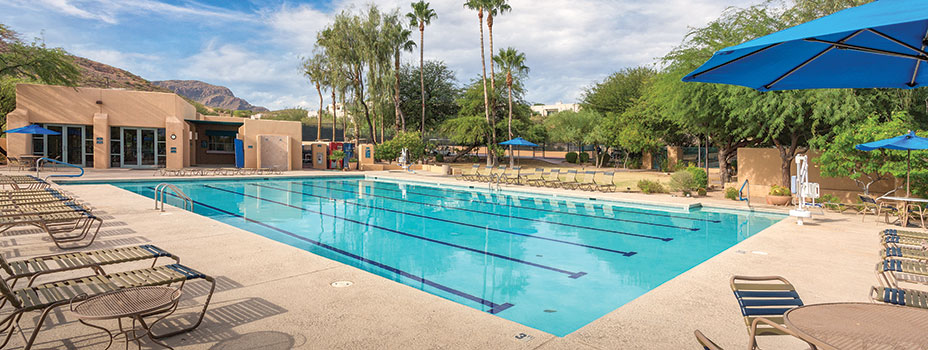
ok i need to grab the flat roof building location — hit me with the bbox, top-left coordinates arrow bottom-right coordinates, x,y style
6,84 -> 302,170
530,102 -> 581,117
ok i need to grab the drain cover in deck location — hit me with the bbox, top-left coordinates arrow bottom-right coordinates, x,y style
331,281 -> 353,288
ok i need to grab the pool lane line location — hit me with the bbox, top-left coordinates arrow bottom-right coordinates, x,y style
304,181 -> 675,242
145,186 -> 515,314
201,184 -> 588,279
339,179 -> 722,224
254,183 -> 637,257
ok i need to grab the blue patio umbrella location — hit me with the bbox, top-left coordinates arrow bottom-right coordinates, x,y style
856,131 -> 928,196
683,0 -> 928,91
499,137 -> 539,147
5,125 -> 60,135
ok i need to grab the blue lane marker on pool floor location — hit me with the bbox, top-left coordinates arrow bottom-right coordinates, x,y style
305,181 -> 675,242
338,179 -> 722,224
148,186 -> 515,314
201,185 -> 588,279
255,183 -> 637,257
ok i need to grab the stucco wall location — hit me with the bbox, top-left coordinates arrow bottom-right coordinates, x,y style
738,147 -> 898,202
241,118 -> 302,170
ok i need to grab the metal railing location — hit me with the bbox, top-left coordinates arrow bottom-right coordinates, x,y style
154,183 -> 193,212
36,157 -> 83,181
739,179 -> 751,207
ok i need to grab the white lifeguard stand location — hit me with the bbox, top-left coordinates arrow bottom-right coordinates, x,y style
789,154 -> 819,225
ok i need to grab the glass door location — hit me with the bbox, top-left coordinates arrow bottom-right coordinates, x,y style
45,126 -> 63,162
119,127 -> 160,168
141,129 -> 155,166
122,128 -> 139,167
66,126 -> 83,165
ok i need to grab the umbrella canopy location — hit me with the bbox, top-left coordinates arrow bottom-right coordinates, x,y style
856,131 -> 928,196
499,137 -> 539,147
6,125 -> 61,135
683,0 -> 928,91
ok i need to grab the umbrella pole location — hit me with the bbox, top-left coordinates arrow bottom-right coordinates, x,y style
907,150 -> 911,197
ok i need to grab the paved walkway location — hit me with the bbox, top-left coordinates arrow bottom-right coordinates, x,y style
0,169 -> 891,349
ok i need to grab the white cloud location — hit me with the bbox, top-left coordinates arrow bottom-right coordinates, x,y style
8,0 -> 252,25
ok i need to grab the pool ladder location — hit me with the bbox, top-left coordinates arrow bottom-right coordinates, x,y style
154,183 -> 193,212
739,179 -> 751,208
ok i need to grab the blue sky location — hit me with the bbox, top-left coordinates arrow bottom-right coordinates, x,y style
0,0 -> 756,110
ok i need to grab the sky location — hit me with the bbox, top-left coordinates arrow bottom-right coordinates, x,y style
0,0 -> 758,111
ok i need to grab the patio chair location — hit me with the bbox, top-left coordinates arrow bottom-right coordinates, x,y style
488,166 -> 508,184
458,164 -> 481,181
539,169 -> 561,187
870,286 -> 928,309
0,205 -> 103,249
0,263 -> 215,349
0,244 -> 177,295
554,170 -> 579,189
859,194 -> 899,223
474,166 -> 496,182
694,330 -> 723,350
593,171 -> 616,192
501,166 -> 522,184
5,158 -> 23,172
730,275 -> 808,349
521,168 -> 546,186
876,258 -> 928,288
575,171 -> 598,191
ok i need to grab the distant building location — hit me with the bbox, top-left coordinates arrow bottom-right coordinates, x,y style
531,102 -> 581,117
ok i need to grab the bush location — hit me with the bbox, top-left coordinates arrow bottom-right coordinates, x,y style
637,179 -> 666,194
697,187 -> 707,197
565,152 -> 579,164
769,185 -> 791,196
375,131 -> 425,163
435,153 -> 444,163
819,193 -> 841,210
579,152 -> 591,163
670,170 -> 700,193
685,166 -> 708,189
725,187 -> 739,200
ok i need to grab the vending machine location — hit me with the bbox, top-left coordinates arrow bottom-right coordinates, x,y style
342,143 -> 355,169
328,142 -> 344,169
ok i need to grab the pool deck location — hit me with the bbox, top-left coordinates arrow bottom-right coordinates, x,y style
1,169 -> 891,349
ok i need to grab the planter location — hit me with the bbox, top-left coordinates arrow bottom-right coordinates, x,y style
766,195 -> 792,206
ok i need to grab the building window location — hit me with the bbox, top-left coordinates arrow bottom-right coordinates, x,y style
205,130 -> 237,154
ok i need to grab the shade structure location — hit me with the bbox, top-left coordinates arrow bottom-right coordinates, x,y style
683,0 -> 928,91
5,125 -> 60,135
856,131 -> 928,196
499,137 -> 539,147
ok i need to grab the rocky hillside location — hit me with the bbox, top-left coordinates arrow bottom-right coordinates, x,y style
152,80 -> 268,112
72,56 -> 171,93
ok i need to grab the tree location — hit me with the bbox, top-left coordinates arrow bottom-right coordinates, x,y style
441,115 -> 490,162
544,110 -> 602,154
464,0 -> 494,165
407,1 -> 437,137
815,112 -> 926,196
0,24 -> 81,130
398,61 -> 460,133
484,0 -> 510,120
386,13 -> 416,132
302,53 -> 329,141
492,47 -> 528,166
581,66 -> 655,115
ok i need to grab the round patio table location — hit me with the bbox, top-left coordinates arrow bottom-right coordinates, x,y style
70,286 -> 181,350
783,302 -> 928,350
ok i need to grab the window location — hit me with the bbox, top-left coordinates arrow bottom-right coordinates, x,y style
206,130 -> 236,154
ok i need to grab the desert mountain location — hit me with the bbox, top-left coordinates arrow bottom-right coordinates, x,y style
72,56 -> 171,93
153,80 -> 268,112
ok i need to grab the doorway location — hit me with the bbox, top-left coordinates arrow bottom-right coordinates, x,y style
32,124 -> 92,166
117,127 -> 164,168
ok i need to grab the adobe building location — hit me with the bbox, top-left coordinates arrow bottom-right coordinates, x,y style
6,84 -> 302,170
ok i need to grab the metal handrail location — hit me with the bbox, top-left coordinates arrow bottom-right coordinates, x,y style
739,179 -> 751,207
36,157 -> 84,180
154,183 -> 193,212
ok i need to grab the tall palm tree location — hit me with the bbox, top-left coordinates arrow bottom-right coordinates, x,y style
386,13 -> 416,132
485,0 -> 510,119
406,1 -> 437,137
464,0 -> 494,165
493,47 -> 529,167
302,53 -> 328,141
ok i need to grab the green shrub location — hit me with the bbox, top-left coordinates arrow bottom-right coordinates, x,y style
374,131 -> 425,162
697,187 -> 707,197
330,150 -> 346,161
579,152 -> 591,163
435,153 -> 444,162
637,179 -> 666,194
819,193 -> 841,210
670,170 -> 700,193
769,185 -> 791,196
685,166 -> 708,189
725,187 -> 739,200
565,152 -> 579,164
659,158 -> 670,172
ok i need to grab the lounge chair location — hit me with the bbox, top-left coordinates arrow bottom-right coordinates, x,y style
0,205 -> 103,249
458,165 -> 481,181
694,330 -> 723,350
0,176 -> 50,191
575,171 -> 597,191
882,244 -> 928,262
883,234 -> 928,248
489,166 -> 508,183
876,258 -> 928,288
473,166 -> 496,182
521,168 -> 546,186
0,245 -> 177,290
0,263 -> 215,349
501,166 -> 522,184
730,275 -> 808,349
859,194 -> 899,223
553,170 -> 579,189
870,286 -> 928,309
593,171 -> 616,192
881,228 -> 928,239
539,169 -> 561,188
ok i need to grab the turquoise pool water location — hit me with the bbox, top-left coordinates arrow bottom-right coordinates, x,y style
103,176 -> 784,336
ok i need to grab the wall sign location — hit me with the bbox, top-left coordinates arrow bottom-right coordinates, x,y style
95,137 -> 103,144
170,147 -> 177,154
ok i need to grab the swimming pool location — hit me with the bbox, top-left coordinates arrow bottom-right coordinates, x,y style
103,176 -> 784,336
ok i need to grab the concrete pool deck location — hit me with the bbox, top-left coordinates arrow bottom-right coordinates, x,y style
0,169 -> 890,349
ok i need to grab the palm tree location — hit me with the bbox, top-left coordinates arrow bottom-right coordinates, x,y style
302,53 -> 328,141
485,0 -> 510,118
386,13 -> 416,132
464,0 -> 494,165
493,47 -> 529,167
406,1 -> 437,137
